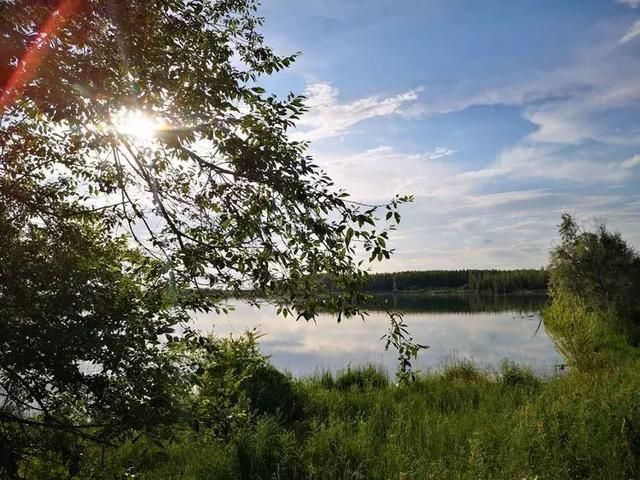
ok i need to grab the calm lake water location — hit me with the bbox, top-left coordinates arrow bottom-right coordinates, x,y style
190,293 -> 563,377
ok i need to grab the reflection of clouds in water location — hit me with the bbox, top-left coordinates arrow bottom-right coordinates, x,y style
190,300 -> 562,376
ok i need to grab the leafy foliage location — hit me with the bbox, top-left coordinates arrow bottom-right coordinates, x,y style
0,0 -> 413,473
333,366 -> 389,391
0,0 -> 409,318
381,311 -> 428,383
498,360 -> 539,389
0,213 -> 189,475
545,214 -> 640,370
22,357 -> 640,480
178,330 -> 304,436
442,361 -> 486,384
549,214 -> 640,328
543,290 -> 607,370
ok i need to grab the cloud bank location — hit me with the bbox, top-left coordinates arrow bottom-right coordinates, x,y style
294,83 -> 421,141
287,8 -> 640,269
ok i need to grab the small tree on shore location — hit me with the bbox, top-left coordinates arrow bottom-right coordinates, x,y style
545,214 -> 640,370
548,214 -> 639,326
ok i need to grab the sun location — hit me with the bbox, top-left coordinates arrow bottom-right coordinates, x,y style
111,109 -> 167,141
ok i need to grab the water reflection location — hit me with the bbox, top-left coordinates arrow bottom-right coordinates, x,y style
190,294 -> 562,377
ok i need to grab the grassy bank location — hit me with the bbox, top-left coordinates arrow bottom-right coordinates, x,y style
32,354 -> 640,480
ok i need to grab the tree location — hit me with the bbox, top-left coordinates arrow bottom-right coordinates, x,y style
0,214 -> 189,475
545,214 -> 640,370
548,214 -> 639,326
0,0 -> 407,316
0,0 -> 414,472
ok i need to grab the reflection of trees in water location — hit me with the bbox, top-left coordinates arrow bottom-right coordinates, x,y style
364,293 -> 547,314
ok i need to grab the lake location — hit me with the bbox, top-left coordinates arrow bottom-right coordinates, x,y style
190,293 -> 563,377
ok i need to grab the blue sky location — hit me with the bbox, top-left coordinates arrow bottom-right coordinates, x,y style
259,0 -> 640,270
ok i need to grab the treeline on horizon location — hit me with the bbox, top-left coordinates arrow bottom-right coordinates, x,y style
364,291 -> 547,314
366,268 -> 548,293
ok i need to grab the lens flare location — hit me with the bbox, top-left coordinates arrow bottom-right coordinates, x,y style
0,0 -> 82,112
111,109 -> 166,141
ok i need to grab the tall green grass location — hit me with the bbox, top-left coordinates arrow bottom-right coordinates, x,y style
31,358 -> 638,480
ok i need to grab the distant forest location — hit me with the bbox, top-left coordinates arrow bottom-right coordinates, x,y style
366,269 -> 548,293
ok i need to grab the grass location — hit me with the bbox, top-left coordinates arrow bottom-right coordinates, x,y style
53,356 -> 640,480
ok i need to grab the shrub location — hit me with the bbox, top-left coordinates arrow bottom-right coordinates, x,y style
233,418 -> 303,479
442,361 -> 486,383
543,292 -> 606,371
318,370 -> 336,389
243,363 -> 305,424
499,360 -> 539,388
186,330 -> 304,434
334,366 -> 389,391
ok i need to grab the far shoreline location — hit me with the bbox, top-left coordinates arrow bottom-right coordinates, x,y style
367,288 -> 548,296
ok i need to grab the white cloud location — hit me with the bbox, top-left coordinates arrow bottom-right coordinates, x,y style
310,141 -> 639,270
424,147 -> 457,160
404,39 -> 640,146
316,145 -> 561,214
288,22 -> 640,270
431,143 -> 634,186
381,191 -> 640,271
524,105 -> 593,145
317,145 -> 458,201
294,82 -> 421,141
490,61 -> 640,145
620,20 -> 640,43
618,0 -> 640,8
621,154 -> 640,169
461,189 -> 553,209
495,144 -> 632,183
403,71 -> 581,118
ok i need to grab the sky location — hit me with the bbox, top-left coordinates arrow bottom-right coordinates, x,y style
258,0 -> 640,271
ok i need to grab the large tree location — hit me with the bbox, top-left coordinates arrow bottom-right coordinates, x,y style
0,0 -> 413,472
0,0 -> 407,313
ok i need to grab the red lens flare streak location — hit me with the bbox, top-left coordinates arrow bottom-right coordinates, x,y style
0,0 -> 81,112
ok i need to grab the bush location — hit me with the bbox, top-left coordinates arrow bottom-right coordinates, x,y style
442,361 -> 486,383
243,363 -> 305,424
543,292 -> 607,371
499,360 -> 539,388
548,214 -> 640,343
334,366 -> 389,391
36,354 -> 640,479
317,370 -> 335,389
185,331 -> 305,435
